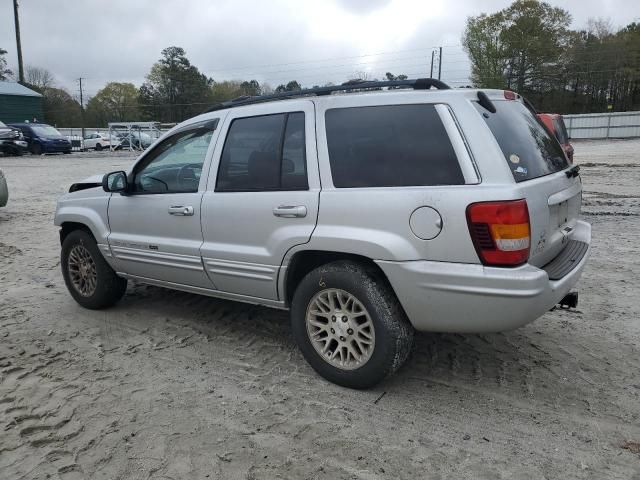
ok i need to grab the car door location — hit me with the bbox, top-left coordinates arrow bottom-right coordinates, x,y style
200,101 -> 320,300
84,134 -> 95,149
19,126 -> 33,147
107,119 -> 221,289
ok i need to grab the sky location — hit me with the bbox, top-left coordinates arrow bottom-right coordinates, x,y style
1,0 -> 639,101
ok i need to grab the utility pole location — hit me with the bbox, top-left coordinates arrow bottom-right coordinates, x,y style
78,77 -> 85,139
430,50 -> 435,78
438,46 -> 443,81
13,0 -> 24,83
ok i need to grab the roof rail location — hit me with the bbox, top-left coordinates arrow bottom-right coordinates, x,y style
206,77 -> 451,112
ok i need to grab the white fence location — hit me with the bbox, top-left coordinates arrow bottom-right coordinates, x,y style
58,111 -> 640,144
58,127 -> 171,137
564,111 -> 640,139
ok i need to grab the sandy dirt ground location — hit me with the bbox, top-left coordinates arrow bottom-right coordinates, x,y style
0,140 -> 639,479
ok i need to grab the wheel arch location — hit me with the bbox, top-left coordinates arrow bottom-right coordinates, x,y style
282,250 -> 395,306
59,221 -> 95,245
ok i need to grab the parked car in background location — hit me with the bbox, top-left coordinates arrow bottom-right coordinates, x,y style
9,122 -> 72,155
113,131 -> 154,150
55,80 -> 590,389
0,168 -> 8,207
84,132 -> 116,151
0,121 -> 28,156
537,113 -> 574,163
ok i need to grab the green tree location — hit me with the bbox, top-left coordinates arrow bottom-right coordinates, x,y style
275,80 -> 301,93
385,72 -> 408,81
239,79 -> 261,96
209,79 -> 263,104
462,0 -> 571,91
563,21 -> 640,112
139,46 -> 213,123
0,48 -> 12,80
86,82 -> 140,126
41,87 -> 82,127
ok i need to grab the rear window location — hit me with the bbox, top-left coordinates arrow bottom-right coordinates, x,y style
475,100 -> 568,182
325,104 -> 464,188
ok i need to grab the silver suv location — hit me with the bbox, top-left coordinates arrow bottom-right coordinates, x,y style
54,79 -> 591,388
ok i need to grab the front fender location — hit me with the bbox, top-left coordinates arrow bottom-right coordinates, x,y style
54,189 -> 111,245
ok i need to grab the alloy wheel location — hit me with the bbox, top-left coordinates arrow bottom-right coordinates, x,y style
68,244 -> 97,297
305,288 -> 376,370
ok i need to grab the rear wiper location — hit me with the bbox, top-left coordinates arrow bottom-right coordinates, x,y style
565,165 -> 580,178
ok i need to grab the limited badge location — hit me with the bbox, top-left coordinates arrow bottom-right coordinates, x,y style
509,154 -> 520,164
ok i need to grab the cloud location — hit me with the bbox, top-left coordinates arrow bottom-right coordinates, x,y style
334,0 -> 392,14
0,0 -> 637,97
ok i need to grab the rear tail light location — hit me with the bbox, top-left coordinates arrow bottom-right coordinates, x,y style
466,199 -> 530,267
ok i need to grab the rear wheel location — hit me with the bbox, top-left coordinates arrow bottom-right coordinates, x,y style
61,230 -> 127,309
290,260 -> 414,389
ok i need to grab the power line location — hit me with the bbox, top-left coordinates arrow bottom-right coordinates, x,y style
196,45 -> 461,74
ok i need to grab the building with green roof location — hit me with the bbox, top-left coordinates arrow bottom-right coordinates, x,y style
0,82 -> 44,123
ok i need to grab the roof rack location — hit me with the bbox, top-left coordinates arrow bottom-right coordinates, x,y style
206,77 -> 451,112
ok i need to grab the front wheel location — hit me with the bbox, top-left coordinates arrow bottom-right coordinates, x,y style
61,230 -> 127,309
291,260 -> 414,389
31,143 -> 42,155
95,143 -> 103,151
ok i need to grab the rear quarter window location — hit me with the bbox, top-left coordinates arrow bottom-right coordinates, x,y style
325,104 -> 464,188
474,100 -> 568,182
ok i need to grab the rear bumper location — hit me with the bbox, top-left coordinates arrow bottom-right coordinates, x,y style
376,220 -> 591,333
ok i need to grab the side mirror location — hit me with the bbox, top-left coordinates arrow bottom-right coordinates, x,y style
102,171 -> 128,193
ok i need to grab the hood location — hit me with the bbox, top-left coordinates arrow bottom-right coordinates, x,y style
68,174 -> 104,193
80,174 -> 104,184
0,127 -> 20,140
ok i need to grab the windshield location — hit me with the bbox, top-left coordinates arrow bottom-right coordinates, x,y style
474,100 -> 568,182
31,125 -> 63,137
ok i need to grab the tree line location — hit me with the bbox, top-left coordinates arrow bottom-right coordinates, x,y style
0,46 -> 318,127
1,44 -> 410,127
463,0 -> 640,113
2,0 -> 638,127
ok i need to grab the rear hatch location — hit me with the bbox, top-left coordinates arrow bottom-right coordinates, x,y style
474,99 -> 581,267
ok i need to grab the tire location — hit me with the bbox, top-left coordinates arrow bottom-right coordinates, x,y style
61,229 -> 127,309
63,150 -> 71,154
31,143 -> 42,155
95,143 -> 103,151
290,260 -> 414,389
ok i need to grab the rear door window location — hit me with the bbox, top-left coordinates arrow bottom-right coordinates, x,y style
325,104 -> 464,188
474,100 -> 568,182
216,112 -> 308,191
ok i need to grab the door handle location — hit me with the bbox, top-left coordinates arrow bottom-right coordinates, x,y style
273,205 -> 307,218
168,205 -> 194,216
